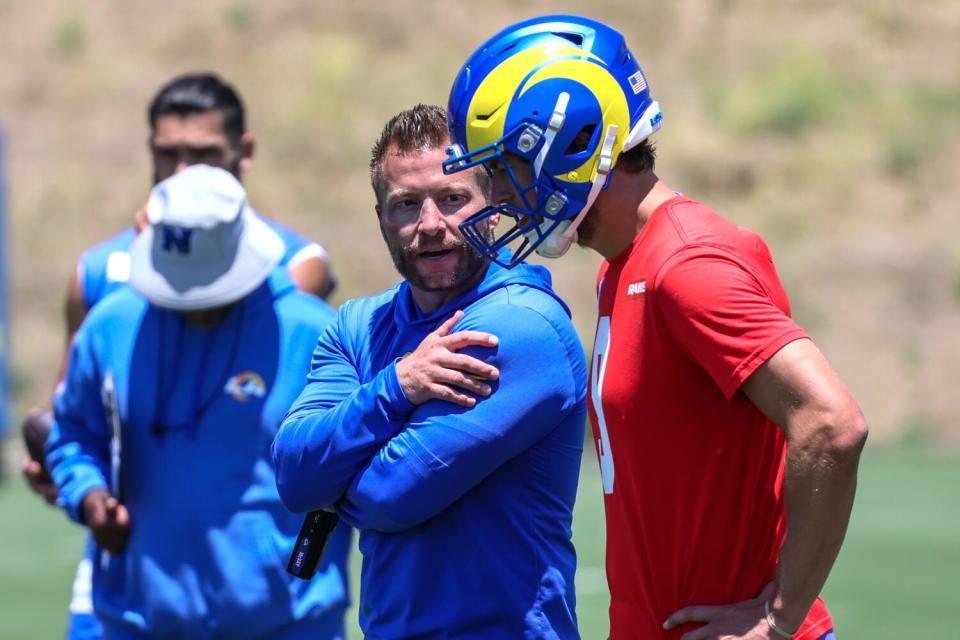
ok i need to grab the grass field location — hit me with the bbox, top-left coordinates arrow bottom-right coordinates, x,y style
0,446 -> 956,639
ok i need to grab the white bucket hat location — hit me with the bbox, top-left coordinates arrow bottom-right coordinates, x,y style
128,164 -> 284,311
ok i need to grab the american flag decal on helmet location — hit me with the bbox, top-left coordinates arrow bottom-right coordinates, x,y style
627,71 -> 647,94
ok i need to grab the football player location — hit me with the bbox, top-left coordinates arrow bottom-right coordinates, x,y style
444,15 -> 867,640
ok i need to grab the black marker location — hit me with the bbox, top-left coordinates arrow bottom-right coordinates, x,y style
287,510 -> 340,579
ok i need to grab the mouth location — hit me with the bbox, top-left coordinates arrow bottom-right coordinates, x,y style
417,248 -> 455,261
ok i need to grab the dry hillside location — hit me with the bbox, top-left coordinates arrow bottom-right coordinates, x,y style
1,0 -> 958,445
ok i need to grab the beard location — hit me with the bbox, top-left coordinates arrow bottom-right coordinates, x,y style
383,215 -> 495,294
575,203 -> 600,248
386,234 -> 489,293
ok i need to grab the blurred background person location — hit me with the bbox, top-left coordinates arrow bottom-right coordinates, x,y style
20,71 -> 342,640
46,165 -> 351,640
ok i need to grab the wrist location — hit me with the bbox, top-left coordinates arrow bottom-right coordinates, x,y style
764,598 -> 801,639
383,360 -> 416,419
393,356 -> 412,396
81,487 -> 110,521
390,355 -> 419,407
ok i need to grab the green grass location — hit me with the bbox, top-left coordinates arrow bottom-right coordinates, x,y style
1,447 -> 956,639
821,448 -> 960,637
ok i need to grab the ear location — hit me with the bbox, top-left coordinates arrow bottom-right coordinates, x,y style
487,211 -> 500,228
375,203 -> 382,217
238,132 -> 255,171
133,204 -> 149,233
377,216 -> 389,243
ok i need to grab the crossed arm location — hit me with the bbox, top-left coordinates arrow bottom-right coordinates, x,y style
273,307 -> 582,531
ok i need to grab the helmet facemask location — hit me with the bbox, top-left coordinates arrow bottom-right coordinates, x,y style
445,92 -> 615,268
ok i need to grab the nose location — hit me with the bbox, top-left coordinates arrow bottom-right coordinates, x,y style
418,199 -> 444,236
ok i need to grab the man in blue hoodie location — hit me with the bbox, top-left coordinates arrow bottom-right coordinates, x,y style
46,165 -> 350,640
273,104 -> 587,639
21,72 -> 344,640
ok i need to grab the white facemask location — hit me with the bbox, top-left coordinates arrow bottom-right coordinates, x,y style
530,220 -> 575,259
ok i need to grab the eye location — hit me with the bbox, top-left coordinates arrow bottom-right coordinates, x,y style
386,197 -> 421,216
189,147 -> 227,165
152,146 -> 178,161
485,158 -> 505,174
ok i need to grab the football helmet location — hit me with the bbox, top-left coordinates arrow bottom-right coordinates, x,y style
444,15 -> 662,268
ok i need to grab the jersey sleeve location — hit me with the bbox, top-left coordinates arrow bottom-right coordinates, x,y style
261,216 -> 326,268
271,310 -> 415,513
654,245 -> 808,399
336,304 -> 585,533
262,216 -> 337,296
76,228 -> 137,308
46,324 -> 112,523
77,249 -> 104,310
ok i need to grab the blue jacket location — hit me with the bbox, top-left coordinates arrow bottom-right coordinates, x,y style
47,270 -> 350,639
273,259 -> 586,639
77,214 -> 331,308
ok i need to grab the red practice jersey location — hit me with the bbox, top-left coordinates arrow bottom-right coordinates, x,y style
589,196 -> 834,639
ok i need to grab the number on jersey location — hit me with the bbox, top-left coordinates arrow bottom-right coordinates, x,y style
592,316 -> 615,494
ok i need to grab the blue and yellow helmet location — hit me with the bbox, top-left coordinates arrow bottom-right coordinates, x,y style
444,15 -> 662,268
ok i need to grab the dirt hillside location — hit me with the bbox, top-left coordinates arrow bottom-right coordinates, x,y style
1,0 -> 957,445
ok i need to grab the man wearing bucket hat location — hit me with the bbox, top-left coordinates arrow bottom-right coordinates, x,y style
45,165 -> 350,640
20,72 -> 344,640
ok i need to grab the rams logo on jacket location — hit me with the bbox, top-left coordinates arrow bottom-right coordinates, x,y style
224,372 -> 267,401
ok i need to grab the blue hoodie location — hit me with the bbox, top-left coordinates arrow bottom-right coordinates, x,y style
273,258 -> 586,639
47,270 -> 350,639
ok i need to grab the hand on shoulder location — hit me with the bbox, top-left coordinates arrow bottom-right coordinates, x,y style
396,310 -> 500,407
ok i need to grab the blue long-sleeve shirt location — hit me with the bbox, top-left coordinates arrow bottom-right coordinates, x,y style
273,258 -> 586,639
47,270 -> 351,640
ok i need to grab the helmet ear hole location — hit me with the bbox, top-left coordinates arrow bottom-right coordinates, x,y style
565,124 -> 597,155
